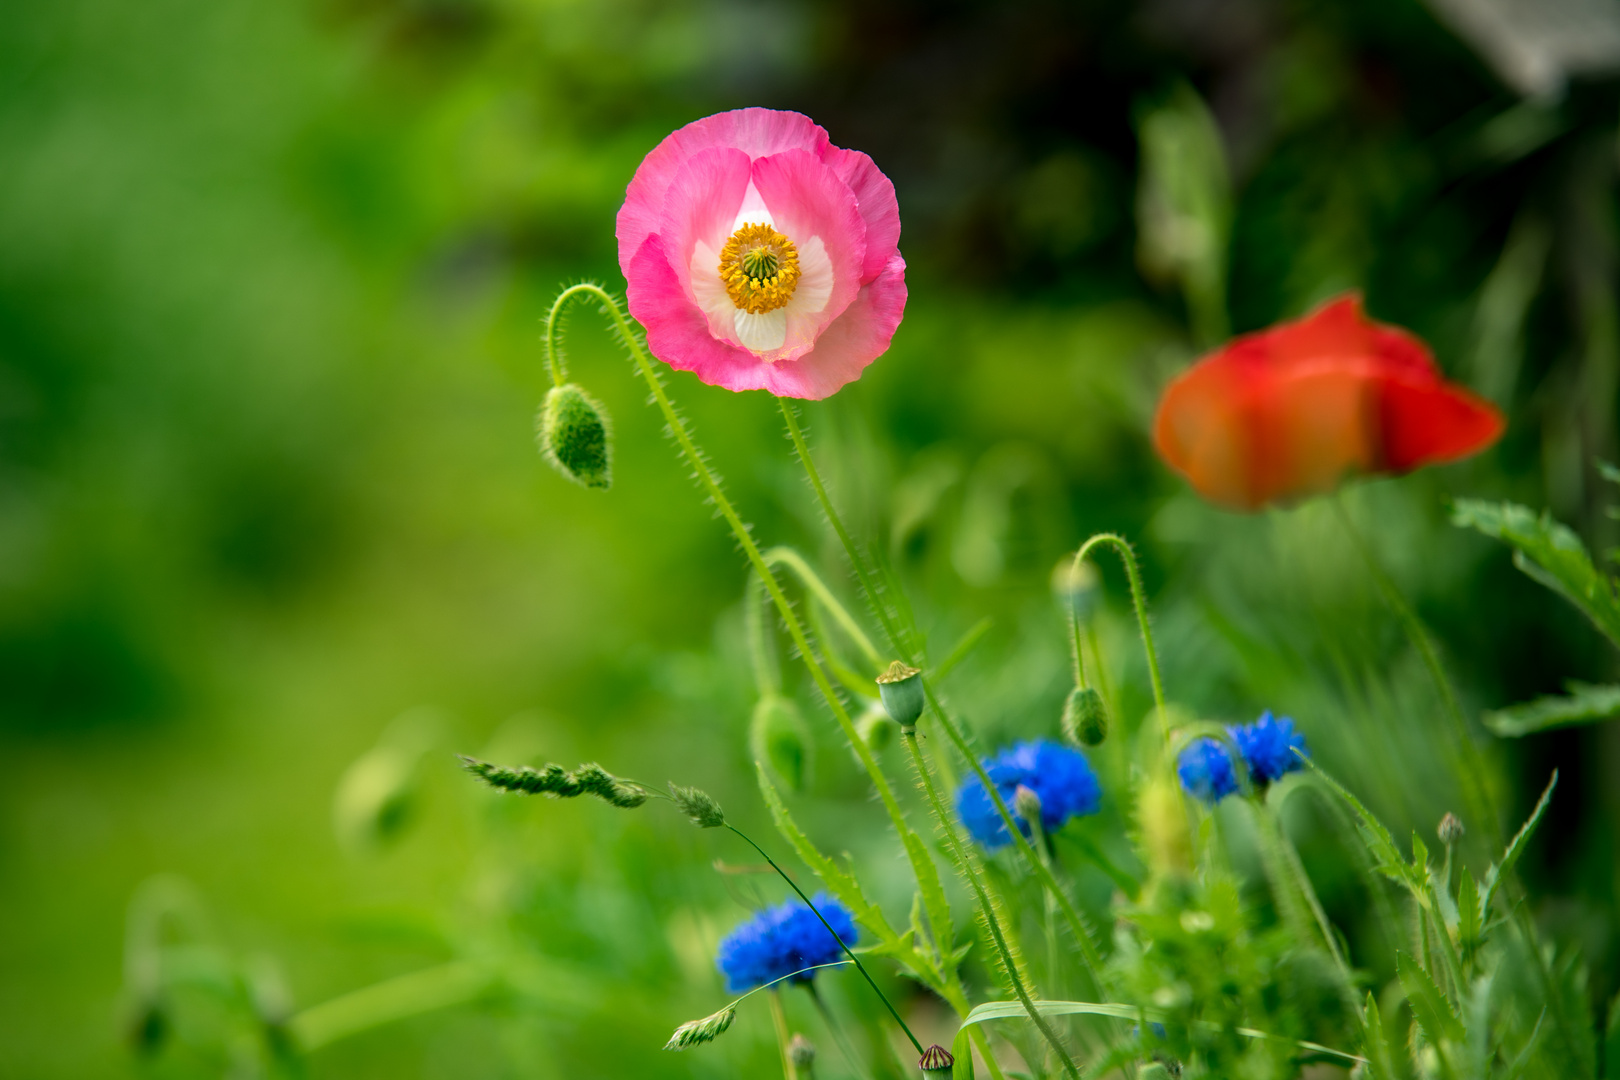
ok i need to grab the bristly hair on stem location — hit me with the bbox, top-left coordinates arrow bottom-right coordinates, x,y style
458,756 -> 649,808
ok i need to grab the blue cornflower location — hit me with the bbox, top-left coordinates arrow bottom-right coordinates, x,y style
715,893 -> 857,993
1177,737 -> 1238,803
955,739 -> 1101,851
1231,711 -> 1308,784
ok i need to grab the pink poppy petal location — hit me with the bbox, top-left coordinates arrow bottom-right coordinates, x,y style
626,234 -> 779,393
616,109 -> 831,277
758,253 -> 907,400
822,146 -> 901,284
751,149 -> 866,341
657,146 -> 753,304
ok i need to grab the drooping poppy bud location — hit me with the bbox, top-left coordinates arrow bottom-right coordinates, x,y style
750,694 -> 811,792
538,383 -> 613,489
1152,294 -> 1504,511
855,702 -> 897,752
1062,686 -> 1109,746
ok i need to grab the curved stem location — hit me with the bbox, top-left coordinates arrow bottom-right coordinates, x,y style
1071,533 -> 1168,749
727,825 -> 924,1056
779,400 -> 910,656
287,961 -> 492,1052
904,733 -> 1082,1080
747,572 -> 781,696
763,546 -> 883,669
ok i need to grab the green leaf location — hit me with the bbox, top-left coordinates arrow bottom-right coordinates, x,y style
1360,991 -> 1401,1080
902,826 -> 957,966
952,1024 -> 975,1080
1398,951 -> 1466,1046
1452,500 -> 1620,649
1302,760 -> 1422,895
1480,772 -> 1557,926
1457,872 -> 1482,951
956,1000 -> 1366,1066
1483,683 -> 1620,737
757,765 -> 896,944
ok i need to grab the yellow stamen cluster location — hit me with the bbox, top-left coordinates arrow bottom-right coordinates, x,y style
718,223 -> 800,314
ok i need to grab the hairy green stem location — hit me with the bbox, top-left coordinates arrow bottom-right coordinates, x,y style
904,733 -> 1083,1080
763,547 -> 883,669
778,397 -> 1110,996
1070,534 -> 1168,749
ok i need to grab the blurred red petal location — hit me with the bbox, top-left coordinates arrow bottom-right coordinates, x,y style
1152,293 -> 1505,511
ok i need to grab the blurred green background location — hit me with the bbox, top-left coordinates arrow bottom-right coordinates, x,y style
4,0 -> 1620,1075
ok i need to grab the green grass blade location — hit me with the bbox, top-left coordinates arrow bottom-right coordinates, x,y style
1480,771 -> 1557,924
1484,683 -> 1620,737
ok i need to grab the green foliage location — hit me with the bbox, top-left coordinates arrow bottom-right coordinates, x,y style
1482,682 -> 1620,737
537,382 -> 613,490
666,782 -> 725,828
458,756 -> 649,808
664,1005 -> 735,1051
1452,499 -> 1620,648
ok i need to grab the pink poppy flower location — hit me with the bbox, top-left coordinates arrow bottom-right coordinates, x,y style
617,108 -> 907,400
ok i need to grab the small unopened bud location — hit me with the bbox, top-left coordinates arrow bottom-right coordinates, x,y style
856,704 -> 897,752
918,1044 -> 955,1072
788,1033 -> 817,1069
1438,813 -> 1465,846
668,783 -> 725,828
876,661 -> 925,731
538,382 -> 612,489
1013,783 -> 1043,826
1138,772 -> 1193,876
1052,557 -> 1100,622
1062,686 -> 1109,746
750,695 -> 811,792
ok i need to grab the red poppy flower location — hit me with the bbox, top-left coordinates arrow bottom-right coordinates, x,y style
1152,294 -> 1505,511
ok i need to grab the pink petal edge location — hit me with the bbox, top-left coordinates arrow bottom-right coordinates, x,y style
616,108 -> 831,278
759,252 -> 908,399
822,146 -> 901,284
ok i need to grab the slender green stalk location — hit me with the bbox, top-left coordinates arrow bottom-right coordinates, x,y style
777,397 -> 1110,995
1331,496 -> 1499,846
1070,534 -> 1168,749
779,401 -> 909,654
768,989 -> 799,1080
726,824 -> 925,1056
747,572 -> 781,695
904,733 -> 1083,1080
1250,796 -> 1346,982
763,547 -> 883,669
287,961 -> 492,1051
807,984 -> 872,1080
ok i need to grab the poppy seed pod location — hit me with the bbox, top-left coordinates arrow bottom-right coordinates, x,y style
918,1044 -> 955,1072
876,661 -> 925,731
538,383 -> 613,489
1063,686 -> 1109,746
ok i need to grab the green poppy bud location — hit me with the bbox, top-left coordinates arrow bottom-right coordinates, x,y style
537,383 -> 612,489
876,661 -> 925,731
750,694 -> 811,792
1013,783 -> 1043,825
855,703 -> 897,752
1062,686 -> 1109,746
788,1034 -> 816,1070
